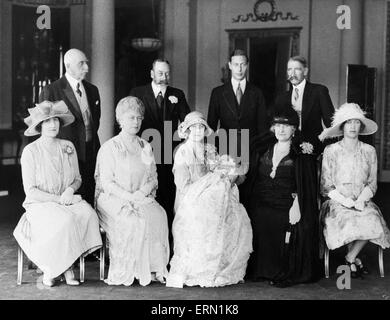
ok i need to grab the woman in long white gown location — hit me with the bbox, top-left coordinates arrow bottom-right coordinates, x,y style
13,101 -> 102,287
95,96 -> 169,286
166,111 -> 253,288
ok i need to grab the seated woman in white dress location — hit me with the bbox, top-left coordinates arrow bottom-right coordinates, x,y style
13,101 -> 103,287
166,111 -> 253,288
319,103 -> 390,278
95,96 -> 169,286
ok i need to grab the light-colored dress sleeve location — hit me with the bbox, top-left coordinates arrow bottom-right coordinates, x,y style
173,146 -> 192,195
139,143 -> 158,197
320,145 -> 336,198
97,142 -> 131,201
21,146 -> 59,203
364,145 -> 378,196
64,141 -> 82,192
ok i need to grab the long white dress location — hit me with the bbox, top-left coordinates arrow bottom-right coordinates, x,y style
320,141 -> 390,250
95,132 -> 169,286
166,141 -> 253,288
13,138 -> 102,279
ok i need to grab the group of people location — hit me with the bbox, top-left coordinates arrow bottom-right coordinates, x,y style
13,48 -> 390,289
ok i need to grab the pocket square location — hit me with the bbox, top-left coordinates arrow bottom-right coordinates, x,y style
95,100 -> 99,105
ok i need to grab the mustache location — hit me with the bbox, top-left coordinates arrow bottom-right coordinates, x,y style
287,75 -> 298,81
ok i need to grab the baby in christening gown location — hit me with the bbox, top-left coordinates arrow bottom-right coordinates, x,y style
167,149 -> 252,288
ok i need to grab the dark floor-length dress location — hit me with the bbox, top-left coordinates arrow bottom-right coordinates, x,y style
242,133 -> 321,286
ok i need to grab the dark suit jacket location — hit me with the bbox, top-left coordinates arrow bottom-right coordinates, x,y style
274,81 -> 335,154
39,76 -> 101,163
130,83 -> 190,141
207,81 -> 269,140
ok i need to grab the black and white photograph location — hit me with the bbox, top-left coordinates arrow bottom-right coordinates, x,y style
1,0 -> 390,311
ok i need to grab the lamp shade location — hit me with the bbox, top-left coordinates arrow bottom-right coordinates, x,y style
131,37 -> 162,52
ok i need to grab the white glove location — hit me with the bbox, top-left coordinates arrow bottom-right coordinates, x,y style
71,194 -> 82,204
356,186 -> 373,203
328,189 -> 355,208
60,187 -> 75,205
289,196 -> 301,225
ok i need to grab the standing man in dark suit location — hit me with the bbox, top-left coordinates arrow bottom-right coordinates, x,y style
39,48 -> 101,206
273,56 -> 335,282
207,49 -> 268,158
274,55 -> 335,154
130,59 -> 190,240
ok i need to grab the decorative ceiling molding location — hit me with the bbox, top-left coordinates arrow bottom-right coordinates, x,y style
9,0 -> 85,7
232,0 -> 299,23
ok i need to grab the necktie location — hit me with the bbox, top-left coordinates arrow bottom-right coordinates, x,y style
76,83 -> 82,98
236,83 -> 243,106
156,91 -> 163,109
293,87 -> 299,102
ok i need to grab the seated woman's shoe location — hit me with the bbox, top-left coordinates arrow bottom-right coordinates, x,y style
355,258 -> 369,275
344,259 -> 363,279
42,275 -> 55,287
64,269 -> 80,286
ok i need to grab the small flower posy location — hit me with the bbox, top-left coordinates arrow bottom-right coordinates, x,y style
300,142 -> 314,154
63,145 -> 74,155
168,96 -> 178,104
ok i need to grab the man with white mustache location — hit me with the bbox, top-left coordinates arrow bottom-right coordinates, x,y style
274,56 -> 335,154
39,48 -> 101,206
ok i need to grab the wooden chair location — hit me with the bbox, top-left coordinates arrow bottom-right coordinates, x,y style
17,227 -> 108,285
79,227 -> 107,283
324,244 -> 385,278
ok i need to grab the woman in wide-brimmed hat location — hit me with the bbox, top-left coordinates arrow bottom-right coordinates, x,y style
319,103 -> 390,278
166,111 -> 253,288
242,106 -> 320,287
13,101 -> 102,287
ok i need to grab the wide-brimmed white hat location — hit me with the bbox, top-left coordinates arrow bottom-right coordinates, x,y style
24,100 -> 75,136
318,103 -> 377,141
178,111 -> 213,139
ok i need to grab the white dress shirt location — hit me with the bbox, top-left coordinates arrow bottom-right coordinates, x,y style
65,73 -> 92,142
151,81 -> 167,99
291,78 -> 306,130
231,78 -> 247,95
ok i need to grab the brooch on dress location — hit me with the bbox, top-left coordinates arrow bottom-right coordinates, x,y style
63,145 -> 74,155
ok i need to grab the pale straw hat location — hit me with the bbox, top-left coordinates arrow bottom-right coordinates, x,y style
178,111 -> 213,139
318,103 -> 377,141
24,100 -> 75,136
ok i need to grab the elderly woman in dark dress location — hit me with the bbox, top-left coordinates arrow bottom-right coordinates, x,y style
242,106 -> 320,287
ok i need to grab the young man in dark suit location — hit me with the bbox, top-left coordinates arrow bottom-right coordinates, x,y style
39,48 -> 101,206
207,49 -> 269,158
130,59 -> 190,243
274,55 -> 335,154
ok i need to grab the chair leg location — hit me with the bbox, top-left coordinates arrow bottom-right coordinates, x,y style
325,247 -> 330,279
379,246 -> 384,278
80,255 -> 85,283
17,245 -> 23,285
99,244 -> 105,281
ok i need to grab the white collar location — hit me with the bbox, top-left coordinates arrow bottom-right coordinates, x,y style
151,81 -> 167,98
65,73 -> 82,91
231,78 -> 247,93
293,78 -> 306,92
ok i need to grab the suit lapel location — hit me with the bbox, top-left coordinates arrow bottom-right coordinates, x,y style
83,81 -> 98,127
61,77 -> 83,121
222,83 -> 239,116
164,87 -> 174,120
301,81 -> 313,127
144,84 -> 160,124
239,82 -> 252,118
